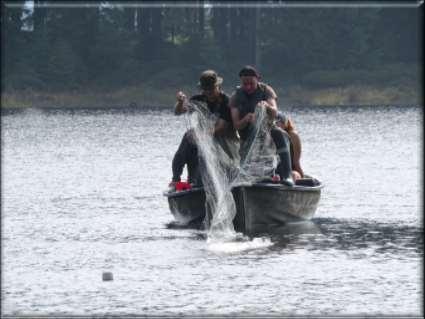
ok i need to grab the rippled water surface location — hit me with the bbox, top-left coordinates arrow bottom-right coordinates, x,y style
1,105 -> 422,316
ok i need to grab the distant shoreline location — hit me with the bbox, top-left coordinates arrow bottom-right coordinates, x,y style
1,84 -> 422,109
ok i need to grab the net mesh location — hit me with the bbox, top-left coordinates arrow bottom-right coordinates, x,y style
184,100 -> 278,241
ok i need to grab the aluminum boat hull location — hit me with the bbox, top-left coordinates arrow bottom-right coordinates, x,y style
163,178 -> 323,234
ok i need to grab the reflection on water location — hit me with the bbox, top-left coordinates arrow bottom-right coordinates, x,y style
166,220 -> 205,230
1,105 -> 422,316
269,218 -> 422,256
167,218 -> 422,257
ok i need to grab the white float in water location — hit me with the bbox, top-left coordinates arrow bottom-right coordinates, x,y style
102,271 -> 113,281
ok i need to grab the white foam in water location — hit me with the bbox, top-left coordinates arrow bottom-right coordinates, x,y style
206,236 -> 273,254
186,101 -> 277,249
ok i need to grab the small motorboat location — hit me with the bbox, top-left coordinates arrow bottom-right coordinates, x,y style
163,177 -> 323,235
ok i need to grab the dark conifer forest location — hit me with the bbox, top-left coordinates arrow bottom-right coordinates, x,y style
1,1 -> 422,107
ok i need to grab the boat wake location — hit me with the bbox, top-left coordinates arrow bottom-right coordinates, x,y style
206,235 -> 273,254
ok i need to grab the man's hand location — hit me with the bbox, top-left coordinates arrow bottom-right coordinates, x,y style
244,113 -> 256,124
176,91 -> 187,103
257,101 -> 269,109
257,100 -> 277,118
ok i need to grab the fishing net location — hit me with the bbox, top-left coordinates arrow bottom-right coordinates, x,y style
184,100 -> 278,241
234,106 -> 277,185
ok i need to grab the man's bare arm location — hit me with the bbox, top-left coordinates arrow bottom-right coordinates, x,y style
289,131 -> 304,177
264,85 -> 278,118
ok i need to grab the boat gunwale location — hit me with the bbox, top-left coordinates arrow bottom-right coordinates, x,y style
164,180 -> 323,199
163,187 -> 204,198
242,182 -> 324,192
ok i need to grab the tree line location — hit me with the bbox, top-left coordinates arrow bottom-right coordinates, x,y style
1,1 -> 421,93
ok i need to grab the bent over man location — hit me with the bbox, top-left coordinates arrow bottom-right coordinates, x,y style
230,65 -> 293,186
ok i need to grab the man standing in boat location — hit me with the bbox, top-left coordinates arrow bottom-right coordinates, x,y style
169,70 -> 238,189
230,65 -> 293,186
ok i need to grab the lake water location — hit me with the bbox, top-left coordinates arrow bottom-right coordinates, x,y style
1,105 -> 422,316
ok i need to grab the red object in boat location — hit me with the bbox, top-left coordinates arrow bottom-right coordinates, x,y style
175,181 -> 192,191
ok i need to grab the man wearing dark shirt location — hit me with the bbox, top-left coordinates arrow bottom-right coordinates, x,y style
169,70 -> 237,188
230,65 -> 293,186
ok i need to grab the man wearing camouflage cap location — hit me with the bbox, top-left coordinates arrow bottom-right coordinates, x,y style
169,70 -> 237,188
